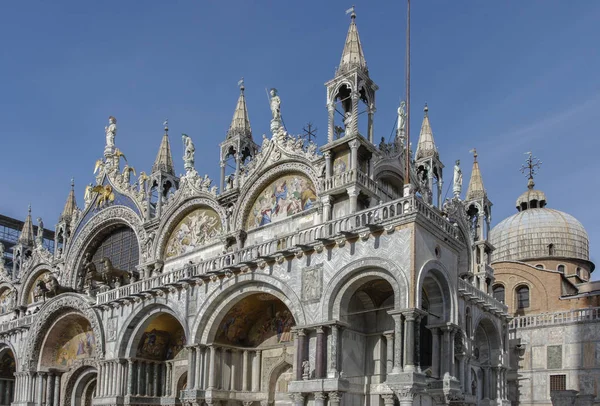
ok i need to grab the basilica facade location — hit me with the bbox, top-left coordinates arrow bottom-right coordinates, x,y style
0,10 -> 596,406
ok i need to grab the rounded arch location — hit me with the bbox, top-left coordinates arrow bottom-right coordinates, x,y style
514,283 -> 532,311
472,316 -> 502,365
0,342 -> 18,372
116,302 -> 188,358
18,264 -> 53,307
192,273 -> 305,344
322,257 -> 408,320
154,196 -> 227,260
234,162 -> 322,231
266,359 -> 293,403
65,206 -> 144,288
62,364 -> 97,406
415,260 -> 456,323
22,293 -> 104,371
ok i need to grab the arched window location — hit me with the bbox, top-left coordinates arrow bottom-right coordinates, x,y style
492,285 -> 505,304
557,265 -> 565,273
548,244 -> 555,256
516,286 -> 530,309
535,264 -> 544,269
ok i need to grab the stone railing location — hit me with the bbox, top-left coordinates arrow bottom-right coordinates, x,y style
458,278 -> 508,315
322,169 -> 399,200
0,314 -> 33,333
509,306 -> 600,329
97,195 -> 458,305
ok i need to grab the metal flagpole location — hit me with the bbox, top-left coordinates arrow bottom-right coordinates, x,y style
404,0 -> 411,187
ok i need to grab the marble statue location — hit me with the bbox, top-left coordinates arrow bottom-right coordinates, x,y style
201,174 -> 212,190
261,134 -> 269,150
397,100 -> 406,134
270,88 -> 281,121
182,134 -> 195,171
138,172 -> 149,195
343,111 -> 353,131
302,360 -> 310,380
84,183 -> 94,206
122,164 -> 136,184
36,217 -> 44,246
453,160 -> 463,198
105,116 -> 117,148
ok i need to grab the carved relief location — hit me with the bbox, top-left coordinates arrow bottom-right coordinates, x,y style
301,264 -> 323,302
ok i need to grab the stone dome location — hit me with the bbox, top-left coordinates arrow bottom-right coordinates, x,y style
489,208 -> 590,263
490,178 -> 591,265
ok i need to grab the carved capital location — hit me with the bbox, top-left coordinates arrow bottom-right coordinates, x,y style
381,394 -> 396,406
328,391 -> 342,402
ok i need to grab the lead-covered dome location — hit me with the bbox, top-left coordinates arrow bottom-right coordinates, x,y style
490,179 -> 590,264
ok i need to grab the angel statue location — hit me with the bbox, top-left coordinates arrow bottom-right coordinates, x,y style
84,183 -> 94,206
138,172 -> 149,195
122,164 -> 136,184
182,134 -> 195,172
453,160 -> 463,198
105,116 -> 117,148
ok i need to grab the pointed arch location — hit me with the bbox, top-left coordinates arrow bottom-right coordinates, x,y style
415,259 -> 456,323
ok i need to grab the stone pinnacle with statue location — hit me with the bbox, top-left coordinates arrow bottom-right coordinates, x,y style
269,88 -> 282,134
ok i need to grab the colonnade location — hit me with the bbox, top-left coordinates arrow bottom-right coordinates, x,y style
14,371 -> 60,406
125,359 -> 172,397
186,345 -> 263,392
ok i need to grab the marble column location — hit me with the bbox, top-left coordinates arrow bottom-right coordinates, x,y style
231,350 -> 238,391
349,140 -> 359,170
315,326 -> 325,379
188,347 -> 196,393
137,362 -> 143,396
483,367 -> 490,400
295,330 -> 306,381
321,195 -> 332,223
441,326 -> 455,377
328,325 -> 339,378
414,315 -> 422,371
0,379 -> 6,405
384,333 -> 394,375
219,162 -> 226,193
431,327 -> 441,378
208,346 -> 217,389
403,313 -> 416,372
166,362 -> 172,396
389,312 -> 404,373
242,350 -> 249,391
195,345 -> 204,390
127,360 -> 134,396
347,186 -> 358,213
45,373 -> 52,406
324,152 -> 332,179
152,363 -> 159,397
327,103 -> 335,143
252,350 -> 262,392
314,392 -> 326,406
350,91 -> 359,136
36,372 -> 44,406
367,105 -> 375,143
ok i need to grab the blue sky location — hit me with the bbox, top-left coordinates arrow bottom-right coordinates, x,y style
1,1 -> 599,277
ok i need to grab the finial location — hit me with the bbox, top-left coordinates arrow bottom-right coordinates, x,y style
28,204 -> 31,214
345,5 -> 356,19
423,103 -> 429,116
237,77 -> 245,92
163,119 -> 169,133
469,148 -> 478,162
71,177 -> 75,189
520,151 -> 542,189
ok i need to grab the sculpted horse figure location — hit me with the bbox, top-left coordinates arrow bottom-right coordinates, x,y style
100,257 -> 131,288
33,279 -> 49,302
44,274 -> 74,297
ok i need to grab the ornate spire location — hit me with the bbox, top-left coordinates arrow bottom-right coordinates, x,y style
19,205 -> 35,246
337,6 -> 368,76
152,120 -> 175,175
466,149 -> 486,201
60,178 -> 78,222
520,151 -> 542,190
415,104 -> 438,160
226,78 -> 252,140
